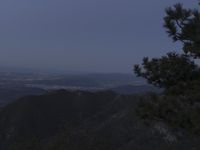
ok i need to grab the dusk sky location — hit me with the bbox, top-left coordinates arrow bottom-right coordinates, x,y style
0,0 -> 197,73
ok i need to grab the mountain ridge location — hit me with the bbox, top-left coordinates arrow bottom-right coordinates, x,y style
0,90 -> 199,150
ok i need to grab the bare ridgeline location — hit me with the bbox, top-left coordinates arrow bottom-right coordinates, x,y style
1,2 -> 200,150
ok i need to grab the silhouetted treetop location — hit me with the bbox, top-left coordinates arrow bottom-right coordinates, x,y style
134,52 -> 199,89
134,2 -> 200,90
164,3 -> 200,57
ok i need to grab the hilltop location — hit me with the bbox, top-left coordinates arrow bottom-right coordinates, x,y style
0,90 -> 199,150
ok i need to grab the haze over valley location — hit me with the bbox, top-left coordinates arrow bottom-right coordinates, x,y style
0,70 -> 160,107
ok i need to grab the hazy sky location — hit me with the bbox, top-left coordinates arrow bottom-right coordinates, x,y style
0,0 -> 197,73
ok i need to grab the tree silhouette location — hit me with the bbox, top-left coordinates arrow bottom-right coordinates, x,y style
164,3 -> 200,57
134,2 -> 200,90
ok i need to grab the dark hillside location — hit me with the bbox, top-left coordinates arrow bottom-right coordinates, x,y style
0,90 -> 199,150
0,90 -> 116,149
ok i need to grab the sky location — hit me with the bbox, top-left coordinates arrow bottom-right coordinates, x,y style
0,0 -> 197,73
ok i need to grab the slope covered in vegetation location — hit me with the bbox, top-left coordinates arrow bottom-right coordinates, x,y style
0,90 -> 199,150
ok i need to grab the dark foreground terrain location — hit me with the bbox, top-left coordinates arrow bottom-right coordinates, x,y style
0,90 -> 199,150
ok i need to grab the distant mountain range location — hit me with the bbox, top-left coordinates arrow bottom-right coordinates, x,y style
0,86 -> 45,107
110,85 -> 162,94
0,72 -> 158,106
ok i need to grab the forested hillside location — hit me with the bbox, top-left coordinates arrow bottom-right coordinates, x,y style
0,90 -> 199,150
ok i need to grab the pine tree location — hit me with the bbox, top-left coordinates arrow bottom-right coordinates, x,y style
134,2 -> 200,90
